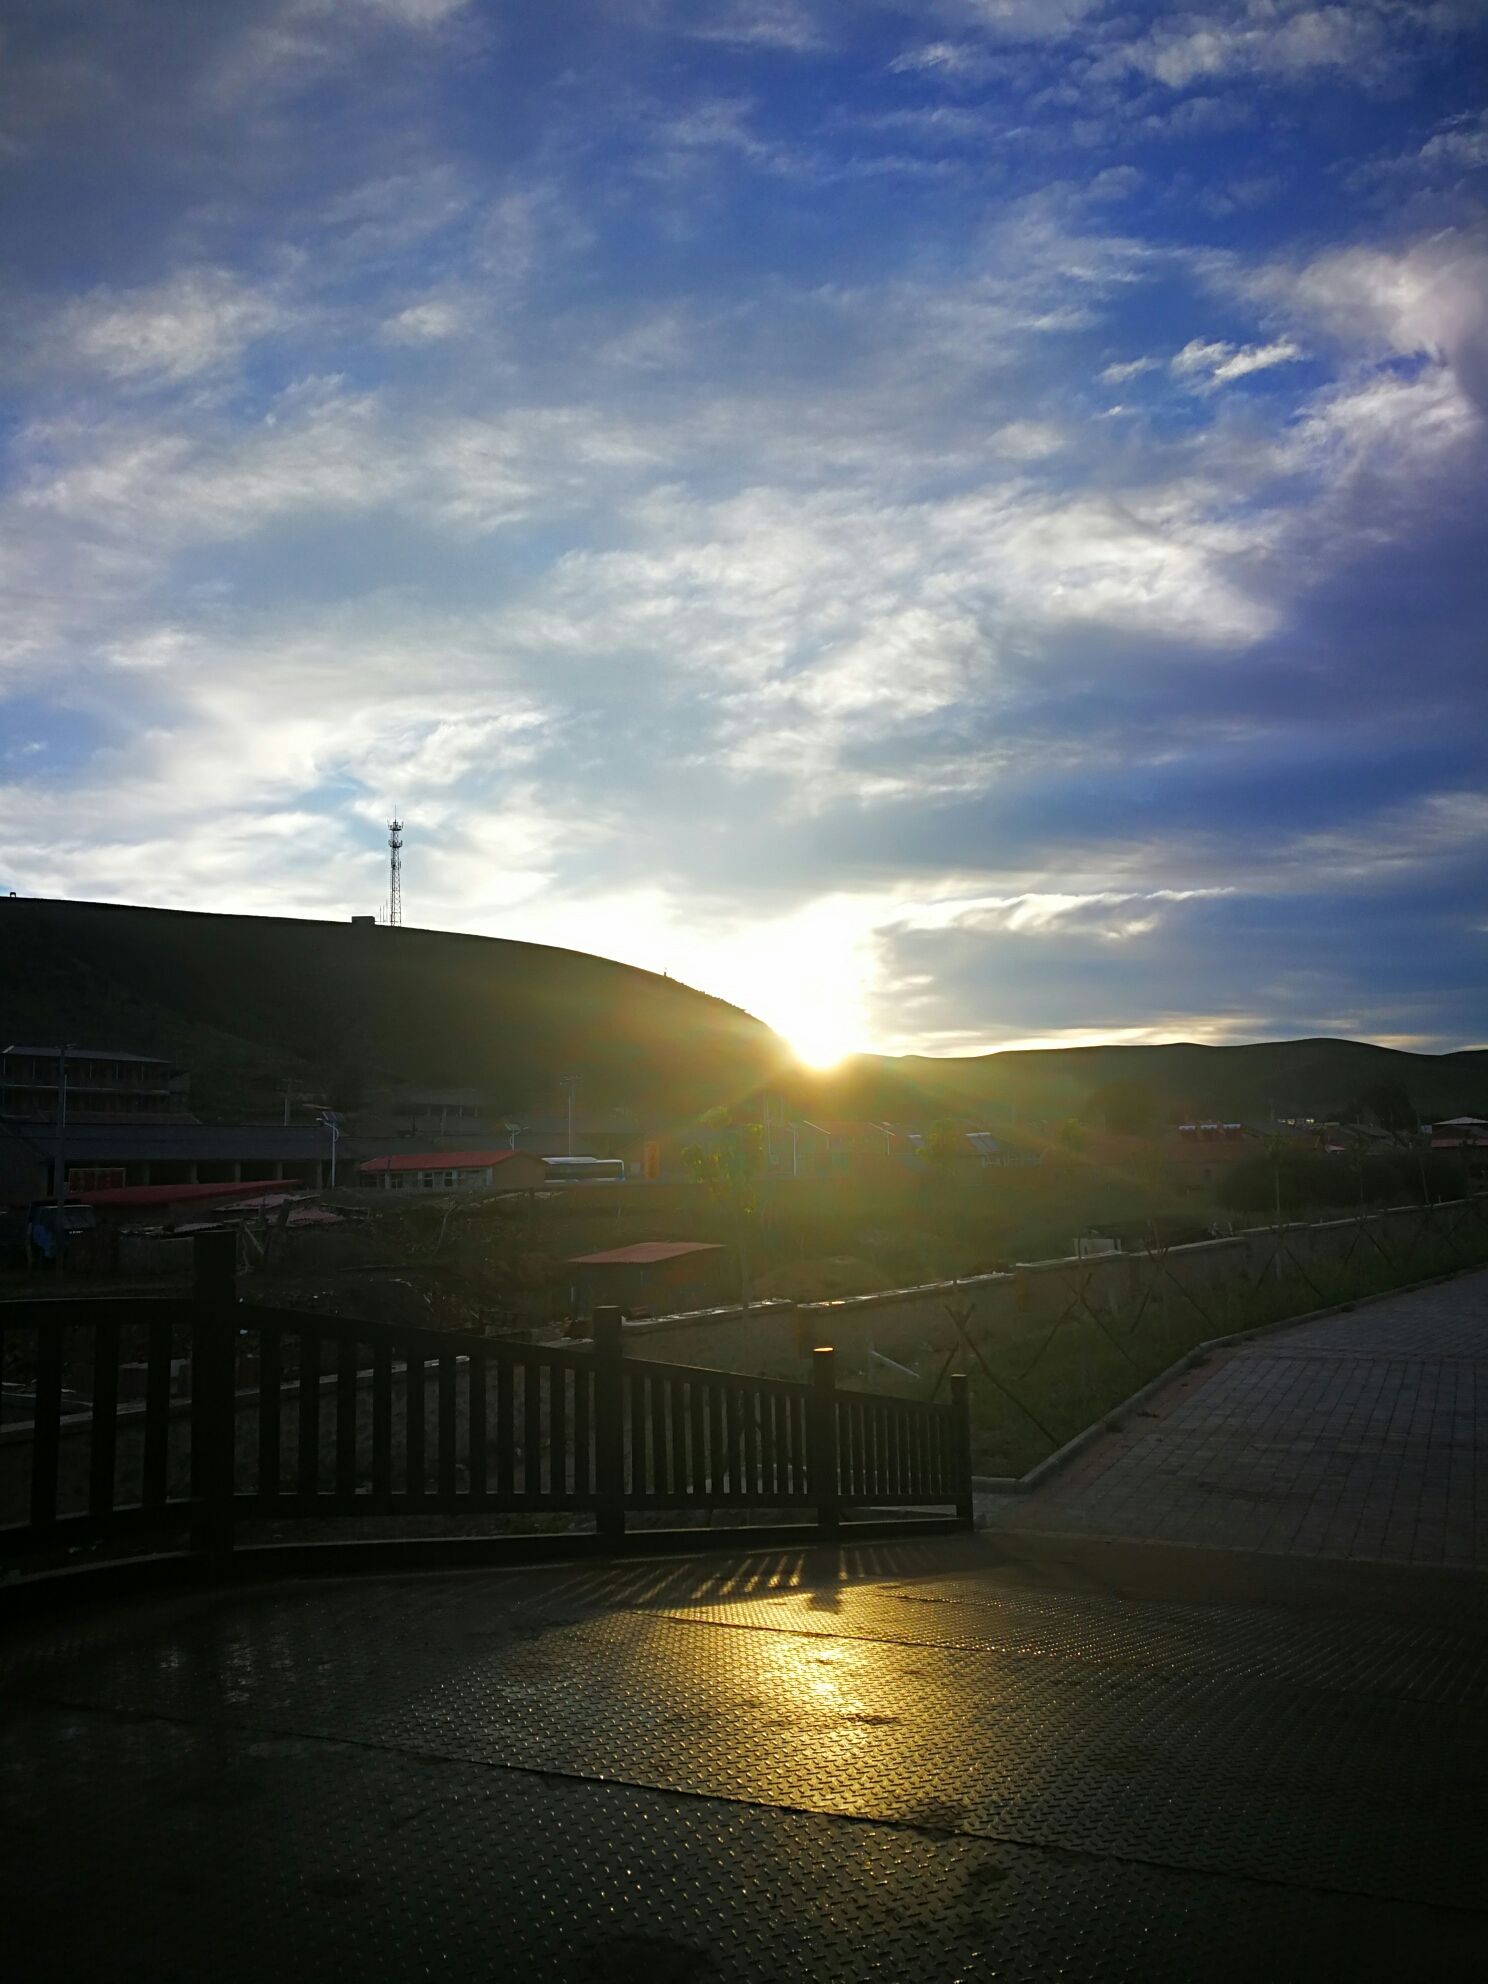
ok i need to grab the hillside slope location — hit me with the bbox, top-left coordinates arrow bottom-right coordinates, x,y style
882,1036 -> 1488,1123
0,898 -> 787,1121
2,897 -> 1482,1127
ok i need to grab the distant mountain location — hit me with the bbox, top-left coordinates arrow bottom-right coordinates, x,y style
3,897 -> 1482,1130
869,1036 -> 1488,1125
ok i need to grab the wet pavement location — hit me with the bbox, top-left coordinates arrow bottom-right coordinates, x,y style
3,1528 -> 1486,1980
984,1270 -> 1488,1569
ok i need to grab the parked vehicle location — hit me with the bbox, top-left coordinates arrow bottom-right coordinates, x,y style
18,1198 -> 97,1266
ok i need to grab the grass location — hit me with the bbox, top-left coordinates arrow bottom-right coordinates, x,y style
966,1213 -> 1488,1479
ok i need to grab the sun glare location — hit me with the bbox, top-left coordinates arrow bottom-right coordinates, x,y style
785,1021 -> 852,1071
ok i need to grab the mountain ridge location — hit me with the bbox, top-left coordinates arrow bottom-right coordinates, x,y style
2,897 -> 1483,1125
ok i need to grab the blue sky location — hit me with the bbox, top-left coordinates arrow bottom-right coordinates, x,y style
2,0 -> 1485,1062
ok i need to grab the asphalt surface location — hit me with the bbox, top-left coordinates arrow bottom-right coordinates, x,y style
4,1272 -> 1485,1979
2,1528 -> 1485,1980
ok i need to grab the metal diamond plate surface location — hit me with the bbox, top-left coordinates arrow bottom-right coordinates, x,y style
3,1538 -> 1486,1979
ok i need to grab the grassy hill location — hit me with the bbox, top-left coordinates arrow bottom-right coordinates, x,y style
2,897 -> 1482,1128
0,897 -> 788,1122
876,1037 -> 1488,1125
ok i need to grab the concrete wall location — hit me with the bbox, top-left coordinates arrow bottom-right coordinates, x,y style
618,1199 -> 1485,1389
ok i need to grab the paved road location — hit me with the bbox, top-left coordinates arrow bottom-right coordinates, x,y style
4,1529 -> 1486,1980
4,1274 -> 1484,1978
982,1270 -> 1487,1569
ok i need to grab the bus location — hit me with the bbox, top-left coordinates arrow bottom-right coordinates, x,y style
541,1155 -> 627,1184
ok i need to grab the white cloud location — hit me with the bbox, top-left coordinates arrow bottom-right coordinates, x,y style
1172,335 -> 1303,386
360,0 -> 469,22
379,299 -> 465,344
1099,355 -> 1159,383
1114,5 -> 1389,91
58,270 -> 282,382
682,1 -> 825,51
1417,113 -> 1488,174
897,886 -> 1233,941
990,419 -> 1064,458
1276,238 -> 1488,366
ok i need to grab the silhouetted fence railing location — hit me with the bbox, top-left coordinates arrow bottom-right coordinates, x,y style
1,1231 -> 971,1578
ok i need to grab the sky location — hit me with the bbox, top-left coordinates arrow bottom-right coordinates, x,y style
2,0 -> 1486,1065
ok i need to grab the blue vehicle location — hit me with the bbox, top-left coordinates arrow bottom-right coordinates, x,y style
17,1198 -> 97,1267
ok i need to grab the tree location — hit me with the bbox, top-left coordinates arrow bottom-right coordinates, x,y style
1054,1117 -> 1087,1158
1342,1082 -> 1418,1136
681,1113 -> 765,1314
1084,1078 -> 1156,1138
923,1121 -> 966,1173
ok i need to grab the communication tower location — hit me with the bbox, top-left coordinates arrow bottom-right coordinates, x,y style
388,818 -> 403,927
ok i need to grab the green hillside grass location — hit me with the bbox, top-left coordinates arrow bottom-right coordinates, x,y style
882,1036 -> 1488,1124
0,897 -> 787,1122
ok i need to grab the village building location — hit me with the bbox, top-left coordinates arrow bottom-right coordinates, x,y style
358,1149 -> 548,1192
0,1045 -> 193,1124
566,1240 -> 728,1317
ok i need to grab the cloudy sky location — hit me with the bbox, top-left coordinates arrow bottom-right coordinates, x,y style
2,1 -> 1486,1063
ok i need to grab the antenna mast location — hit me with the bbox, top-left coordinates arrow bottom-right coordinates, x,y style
387,818 -> 403,927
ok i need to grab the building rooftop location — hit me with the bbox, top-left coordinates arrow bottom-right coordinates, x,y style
800,1119 -> 898,1139
0,1046 -> 174,1065
75,1178 -> 305,1208
567,1241 -> 725,1267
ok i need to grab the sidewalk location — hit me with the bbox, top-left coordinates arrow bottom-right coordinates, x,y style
979,1269 -> 1486,1569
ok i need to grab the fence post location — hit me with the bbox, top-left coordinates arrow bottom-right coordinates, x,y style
190,1228 -> 239,1563
810,1345 -> 840,1539
950,1373 -> 974,1528
593,1306 -> 626,1541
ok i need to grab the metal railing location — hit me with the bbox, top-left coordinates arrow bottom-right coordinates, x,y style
1,1231 -> 971,1578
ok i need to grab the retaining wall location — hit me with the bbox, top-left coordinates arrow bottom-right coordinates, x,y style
619,1199 -> 1483,1388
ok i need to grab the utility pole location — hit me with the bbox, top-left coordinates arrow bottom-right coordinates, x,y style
559,1074 -> 579,1156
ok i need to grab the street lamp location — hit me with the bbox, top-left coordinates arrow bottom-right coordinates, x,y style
316,1109 -> 340,1190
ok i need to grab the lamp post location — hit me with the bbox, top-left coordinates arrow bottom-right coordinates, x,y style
316,1110 -> 340,1190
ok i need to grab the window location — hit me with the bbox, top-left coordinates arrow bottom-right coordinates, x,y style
68,1167 -> 126,1192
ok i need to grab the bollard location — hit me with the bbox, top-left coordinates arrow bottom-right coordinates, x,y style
810,1345 -> 840,1538
950,1372 -> 974,1527
190,1228 -> 239,1561
592,1305 -> 626,1540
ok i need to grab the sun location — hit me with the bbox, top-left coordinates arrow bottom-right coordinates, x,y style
766,985 -> 863,1070
785,1022 -> 853,1071
712,904 -> 874,1073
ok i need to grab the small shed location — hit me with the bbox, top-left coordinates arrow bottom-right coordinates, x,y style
566,1240 -> 728,1317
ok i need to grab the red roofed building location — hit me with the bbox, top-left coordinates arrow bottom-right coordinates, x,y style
566,1240 -> 728,1316
359,1149 -> 547,1192
80,1174 -> 307,1222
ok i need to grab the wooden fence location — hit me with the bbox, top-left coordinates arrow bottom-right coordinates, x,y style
1,1231 -> 971,1578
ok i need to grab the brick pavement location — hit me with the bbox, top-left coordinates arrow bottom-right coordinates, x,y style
981,1271 -> 1487,1569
